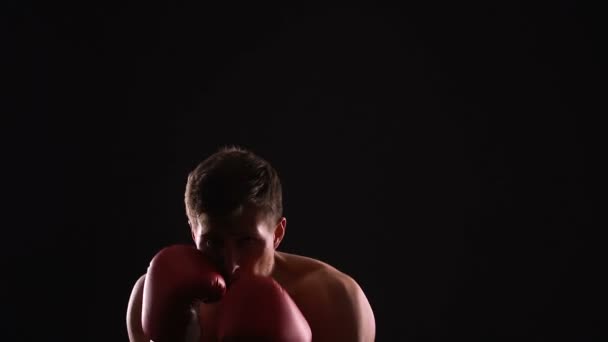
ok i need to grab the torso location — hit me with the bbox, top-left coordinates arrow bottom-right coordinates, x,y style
196,251 -> 341,342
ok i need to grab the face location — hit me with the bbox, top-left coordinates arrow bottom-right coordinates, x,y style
190,205 -> 286,284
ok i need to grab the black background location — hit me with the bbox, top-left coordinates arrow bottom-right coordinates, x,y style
3,2 -> 605,341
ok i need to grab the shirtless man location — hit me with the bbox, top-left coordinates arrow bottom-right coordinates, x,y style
126,146 -> 376,341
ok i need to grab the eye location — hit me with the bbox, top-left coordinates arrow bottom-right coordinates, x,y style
238,236 -> 256,245
204,238 -> 221,249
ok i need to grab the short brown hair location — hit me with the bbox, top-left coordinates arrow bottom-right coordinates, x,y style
184,146 -> 283,224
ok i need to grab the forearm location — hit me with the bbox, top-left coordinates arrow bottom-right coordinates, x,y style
182,307 -> 201,342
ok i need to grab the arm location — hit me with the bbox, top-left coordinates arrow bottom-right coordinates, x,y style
126,274 -> 149,342
323,274 -> 376,342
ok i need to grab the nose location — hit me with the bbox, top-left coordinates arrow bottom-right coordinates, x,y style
221,242 -> 241,279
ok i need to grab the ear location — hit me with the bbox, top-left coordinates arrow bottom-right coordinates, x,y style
273,217 -> 287,249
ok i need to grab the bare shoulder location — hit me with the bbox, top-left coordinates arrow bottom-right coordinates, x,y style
126,274 -> 148,342
275,251 -> 338,275
276,252 -> 376,342
275,251 -> 366,295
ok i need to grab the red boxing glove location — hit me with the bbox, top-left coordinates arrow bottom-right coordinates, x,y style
141,244 -> 226,342
217,274 -> 312,342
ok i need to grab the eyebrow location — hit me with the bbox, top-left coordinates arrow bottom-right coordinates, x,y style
198,232 -> 220,240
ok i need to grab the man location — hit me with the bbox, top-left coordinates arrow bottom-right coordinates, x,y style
126,146 -> 376,341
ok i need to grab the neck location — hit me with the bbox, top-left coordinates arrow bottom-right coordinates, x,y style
270,251 -> 290,286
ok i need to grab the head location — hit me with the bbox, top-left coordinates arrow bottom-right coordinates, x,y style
184,146 -> 286,283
